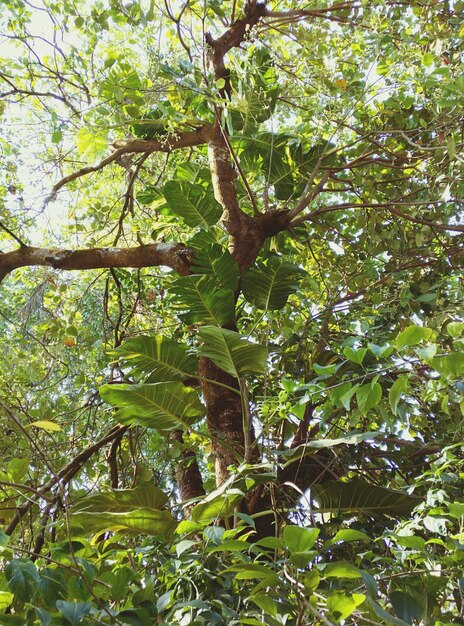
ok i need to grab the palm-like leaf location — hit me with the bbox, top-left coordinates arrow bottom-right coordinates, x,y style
108,335 -> 198,383
312,478 -> 421,518
171,275 -> 235,326
100,382 -> 204,432
162,180 -> 222,229
72,481 -> 177,537
72,508 -> 177,537
190,244 -> 240,292
243,255 -> 305,310
74,481 -> 169,512
198,326 -> 267,378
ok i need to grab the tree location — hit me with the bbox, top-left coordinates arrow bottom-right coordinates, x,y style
0,0 -> 463,623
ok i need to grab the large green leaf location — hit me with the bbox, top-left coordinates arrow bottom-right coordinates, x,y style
72,482 -> 176,538
99,382 -> 204,431
242,255 -> 305,310
73,481 -> 169,512
198,326 -> 268,378
312,479 -> 421,517
71,507 -> 177,538
171,275 -> 235,326
108,335 -> 198,383
5,559 -> 40,603
56,601 -> 92,625
161,181 -> 222,229
190,244 -> 240,292
191,473 -> 243,523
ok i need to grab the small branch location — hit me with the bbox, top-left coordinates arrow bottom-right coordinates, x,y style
288,168 -> 331,219
0,242 -> 192,283
291,201 -> 464,232
52,125 -> 212,193
4,423 -> 128,536
0,220 -> 28,247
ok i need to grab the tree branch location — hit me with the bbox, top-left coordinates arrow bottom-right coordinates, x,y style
291,201 -> 464,232
0,242 -> 192,284
52,125 -> 213,193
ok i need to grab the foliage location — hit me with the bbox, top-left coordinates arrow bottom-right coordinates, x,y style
0,0 -> 464,624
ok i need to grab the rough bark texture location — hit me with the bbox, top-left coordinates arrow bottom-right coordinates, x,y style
170,430 -> 205,509
0,242 -> 191,283
198,356 -> 246,485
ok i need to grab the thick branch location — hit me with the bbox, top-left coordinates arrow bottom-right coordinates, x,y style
0,242 -> 191,283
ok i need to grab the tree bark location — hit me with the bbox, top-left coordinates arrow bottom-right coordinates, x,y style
0,242 -> 191,283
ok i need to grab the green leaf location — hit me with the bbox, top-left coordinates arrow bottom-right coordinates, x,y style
447,321 -> 464,338
108,335 -> 198,383
0,530 -> 9,546
292,431 -> 380,451
312,478 -> 421,517
242,256 -> 305,310
190,244 -> 240,292
421,53 -> 434,67
432,352 -> 464,376
389,375 -> 409,416
28,420 -> 62,432
356,382 -> 382,413
5,559 -> 40,602
198,326 -> 268,377
74,481 -> 169,512
365,597 -> 410,626
39,567 -> 66,605
55,601 -> 92,625
224,563 -> 279,584
0,592 -> 13,611
396,325 -> 432,349
71,508 -> 177,538
100,382 -> 204,431
162,181 -> 222,229
327,591 -> 365,621
284,525 -> 319,552
171,275 -> 235,326
35,608 -> 52,626
76,127 -> 107,161
390,591 -> 423,624
324,562 -> 362,579
343,346 -> 368,364
323,529 -> 371,549
248,593 -> 277,617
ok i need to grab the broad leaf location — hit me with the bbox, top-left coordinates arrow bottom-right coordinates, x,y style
108,335 -> 198,383
312,478 -> 421,517
5,559 -> 40,602
390,591 -> 423,624
100,382 -> 204,431
56,601 -> 92,625
190,244 -> 240,292
284,525 -> 319,552
356,381 -> 382,413
171,275 -> 235,326
74,481 -> 169,512
243,255 -> 305,310
198,326 -> 268,377
71,507 -> 177,538
162,181 -> 222,229
72,482 -> 176,538
396,325 -> 433,349
191,474 -> 243,523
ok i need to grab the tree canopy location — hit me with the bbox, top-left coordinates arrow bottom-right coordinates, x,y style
0,0 -> 464,624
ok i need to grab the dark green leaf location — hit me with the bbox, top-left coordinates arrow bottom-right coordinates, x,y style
5,559 -> 40,602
